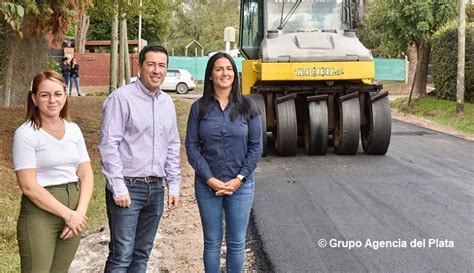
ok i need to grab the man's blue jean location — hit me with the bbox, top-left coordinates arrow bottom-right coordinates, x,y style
195,177 -> 255,273
104,178 -> 164,273
63,75 -> 70,91
69,76 -> 81,96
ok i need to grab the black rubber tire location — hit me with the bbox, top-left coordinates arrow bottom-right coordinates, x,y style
275,98 -> 297,156
176,83 -> 189,94
247,94 -> 267,157
334,96 -> 360,155
361,93 -> 391,155
304,100 -> 328,155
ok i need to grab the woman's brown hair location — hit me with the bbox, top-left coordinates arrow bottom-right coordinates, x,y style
26,70 -> 69,129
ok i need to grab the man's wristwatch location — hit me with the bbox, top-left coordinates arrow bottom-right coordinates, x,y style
237,174 -> 247,184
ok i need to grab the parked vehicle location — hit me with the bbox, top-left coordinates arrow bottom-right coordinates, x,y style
131,68 -> 196,94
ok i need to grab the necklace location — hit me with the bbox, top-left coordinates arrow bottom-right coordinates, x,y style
42,122 -> 63,132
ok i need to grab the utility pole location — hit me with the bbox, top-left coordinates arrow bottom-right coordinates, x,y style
456,0 -> 466,114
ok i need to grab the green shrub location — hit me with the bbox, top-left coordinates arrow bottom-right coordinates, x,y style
46,57 -> 61,73
432,21 -> 473,102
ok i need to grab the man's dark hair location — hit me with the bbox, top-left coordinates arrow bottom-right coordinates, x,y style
62,57 -> 68,62
138,45 -> 169,66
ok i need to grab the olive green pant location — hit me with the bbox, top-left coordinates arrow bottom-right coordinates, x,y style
17,182 -> 81,273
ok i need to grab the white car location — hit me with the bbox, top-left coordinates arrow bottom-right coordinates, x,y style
131,69 -> 196,94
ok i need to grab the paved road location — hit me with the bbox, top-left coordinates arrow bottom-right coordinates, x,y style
252,120 -> 473,272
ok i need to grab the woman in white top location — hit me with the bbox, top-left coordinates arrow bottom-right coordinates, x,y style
12,70 -> 94,273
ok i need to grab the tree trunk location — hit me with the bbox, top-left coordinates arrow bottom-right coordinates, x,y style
119,16 -> 125,87
123,19 -> 131,85
406,43 -> 417,91
3,35 -> 17,107
356,0 -> 364,23
412,38 -> 431,98
75,11 -> 90,53
109,5 -> 119,93
457,0 -> 466,114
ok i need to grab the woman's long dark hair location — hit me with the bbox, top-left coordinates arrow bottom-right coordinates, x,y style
198,52 -> 258,121
70,57 -> 77,65
26,70 -> 69,129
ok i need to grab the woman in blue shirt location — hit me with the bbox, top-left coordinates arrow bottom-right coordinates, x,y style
186,52 -> 262,272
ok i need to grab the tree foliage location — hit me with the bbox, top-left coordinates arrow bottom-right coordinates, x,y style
87,0 -> 171,46
432,21 -> 473,102
360,0 -> 457,57
0,1 -> 86,45
360,0 -> 457,97
0,1 -> 90,106
22,1 -> 82,46
468,2 -> 474,22
167,1 -> 240,55
1,1 -> 24,32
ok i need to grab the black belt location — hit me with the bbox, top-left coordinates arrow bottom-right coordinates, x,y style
124,176 -> 163,183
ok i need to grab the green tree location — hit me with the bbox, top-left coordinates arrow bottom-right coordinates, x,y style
361,0 -> 457,98
140,0 -> 171,44
0,2 -> 24,33
168,1 -> 239,56
0,1 -> 89,106
87,0 -> 171,45
87,0 -> 170,92
75,0 -> 93,52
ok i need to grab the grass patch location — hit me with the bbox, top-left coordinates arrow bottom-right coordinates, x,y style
391,96 -> 474,134
0,94 -> 192,270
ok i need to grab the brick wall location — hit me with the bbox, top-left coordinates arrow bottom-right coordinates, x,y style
73,53 -> 139,86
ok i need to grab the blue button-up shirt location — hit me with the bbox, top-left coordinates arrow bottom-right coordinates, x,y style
99,80 -> 181,199
185,97 -> 262,183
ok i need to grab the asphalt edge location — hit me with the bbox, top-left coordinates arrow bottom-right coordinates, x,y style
247,210 -> 275,272
391,110 -> 474,142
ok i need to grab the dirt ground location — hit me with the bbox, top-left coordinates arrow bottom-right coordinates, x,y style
70,147 -> 260,272
383,82 -> 410,95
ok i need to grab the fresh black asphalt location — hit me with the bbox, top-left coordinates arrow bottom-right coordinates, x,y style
251,119 -> 473,272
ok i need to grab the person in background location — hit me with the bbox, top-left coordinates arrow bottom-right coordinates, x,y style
99,45 -> 181,272
185,52 -> 262,273
60,57 -> 70,91
12,70 -> 94,272
69,57 -> 82,96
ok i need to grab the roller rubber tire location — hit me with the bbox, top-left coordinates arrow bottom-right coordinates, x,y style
247,94 -> 267,157
361,94 -> 391,155
304,100 -> 328,155
275,98 -> 297,156
334,96 -> 360,155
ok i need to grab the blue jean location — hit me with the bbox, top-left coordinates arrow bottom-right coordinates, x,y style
63,75 -> 70,91
69,76 -> 81,95
104,178 -> 164,273
195,177 -> 255,273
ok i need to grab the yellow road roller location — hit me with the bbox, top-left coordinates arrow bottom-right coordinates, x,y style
239,0 -> 391,156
